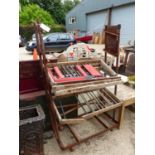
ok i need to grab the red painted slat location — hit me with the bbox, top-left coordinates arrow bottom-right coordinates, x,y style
84,64 -> 101,77
76,65 -> 87,76
54,66 -> 64,78
54,77 -> 87,83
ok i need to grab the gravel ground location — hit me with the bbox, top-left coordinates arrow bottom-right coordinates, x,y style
43,85 -> 135,155
44,109 -> 134,155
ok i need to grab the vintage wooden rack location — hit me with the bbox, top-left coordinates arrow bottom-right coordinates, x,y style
34,22 -> 123,151
47,59 -> 122,97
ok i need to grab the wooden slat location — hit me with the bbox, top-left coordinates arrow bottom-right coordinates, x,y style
82,102 -> 122,119
52,77 -> 121,91
67,125 -> 81,142
60,118 -> 85,125
19,90 -> 45,101
60,105 -> 80,117
101,88 -> 119,104
53,81 -> 122,97
53,103 -> 62,122
98,91 -> 113,106
123,97 -> 135,107
46,59 -> 100,68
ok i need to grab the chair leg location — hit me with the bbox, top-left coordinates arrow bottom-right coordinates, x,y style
118,105 -> 125,129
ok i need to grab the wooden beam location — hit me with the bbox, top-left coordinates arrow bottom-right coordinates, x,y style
54,81 -> 122,97
60,118 -> 85,125
123,97 -> 135,107
100,59 -> 116,76
82,102 -> 122,119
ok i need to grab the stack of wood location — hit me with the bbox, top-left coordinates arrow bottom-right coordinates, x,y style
92,31 -> 105,44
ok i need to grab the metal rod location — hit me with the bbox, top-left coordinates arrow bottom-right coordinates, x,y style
98,91 -> 112,107
64,66 -> 73,77
79,94 -> 93,112
60,105 -> 79,117
71,65 -> 81,76
92,91 -> 104,108
101,89 -> 118,104
97,91 -> 107,107
76,96 -> 87,113
67,125 -> 80,143
61,124 -> 118,150
87,92 -> 101,109
94,116 -> 109,129
70,65 -> 80,77
57,103 -> 78,108
85,93 -> 100,110
66,65 -> 76,77
61,65 -> 69,77
104,112 -> 118,124
58,100 -> 66,119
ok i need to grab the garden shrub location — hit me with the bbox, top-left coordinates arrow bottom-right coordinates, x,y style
19,4 -> 55,26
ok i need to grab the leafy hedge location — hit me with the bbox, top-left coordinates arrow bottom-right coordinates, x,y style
19,25 -> 66,41
51,24 -> 66,32
19,4 -> 55,26
19,25 -> 35,41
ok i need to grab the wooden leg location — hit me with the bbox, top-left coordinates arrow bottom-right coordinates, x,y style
118,105 -> 125,129
112,85 -> 117,120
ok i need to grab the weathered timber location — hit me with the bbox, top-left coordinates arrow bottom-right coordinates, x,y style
82,102 -> 122,119
53,80 -> 122,97
46,59 -> 100,68
100,59 -> 116,76
52,77 -> 121,91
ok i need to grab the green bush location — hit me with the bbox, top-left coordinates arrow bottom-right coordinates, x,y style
51,25 -> 66,32
19,4 -> 55,26
19,24 -> 66,41
19,25 -> 35,41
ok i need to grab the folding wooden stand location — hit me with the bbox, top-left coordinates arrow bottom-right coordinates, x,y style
34,22 -> 123,151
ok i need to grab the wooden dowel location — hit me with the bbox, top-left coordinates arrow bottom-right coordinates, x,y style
86,93 -> 100,110
79,94 -> 93,112
60,104 -> 79,117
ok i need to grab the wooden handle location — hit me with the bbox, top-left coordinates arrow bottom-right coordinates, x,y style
100,59 -> 116,76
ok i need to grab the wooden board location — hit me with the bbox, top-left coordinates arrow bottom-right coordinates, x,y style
52,78 -> 122,97
104,25 -> 121,57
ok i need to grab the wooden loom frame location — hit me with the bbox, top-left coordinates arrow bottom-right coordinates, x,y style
34,22 -> 123,151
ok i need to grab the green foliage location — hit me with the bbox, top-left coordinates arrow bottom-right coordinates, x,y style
51,24 -> 66,32
28,0 -> 65,24
20,0 -> 81,24
63,0 -> 74,13
63,0 -> 80,15
19,0 -> 29,8
19,24 -> 66,41
19,25 -> 35,41
19,4 -> 55,26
